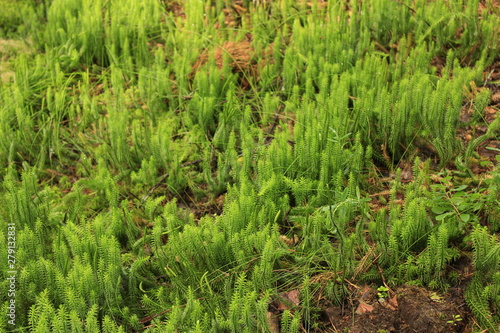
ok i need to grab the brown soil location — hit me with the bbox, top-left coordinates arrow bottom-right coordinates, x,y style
268,284 -> 471,333
177,193 -> 225,221
267,285 -> 472,333
330,285 -> 469,333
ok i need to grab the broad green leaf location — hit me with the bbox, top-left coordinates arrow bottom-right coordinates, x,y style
451,185 -> 467,191
449,196 -> 464,205
460,214 -> 470,223
431,206 -> 448,215
436,212 -> 453,221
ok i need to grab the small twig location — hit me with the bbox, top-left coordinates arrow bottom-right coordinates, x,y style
180,158 -> 204,168
483,69 -> 495,87
377,262 -> 390,294
343,279 -> 360,289
265,113 -> 281,142
141,173 -> 170,203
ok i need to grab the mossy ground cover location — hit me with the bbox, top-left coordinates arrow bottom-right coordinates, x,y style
0,0 -> 500,332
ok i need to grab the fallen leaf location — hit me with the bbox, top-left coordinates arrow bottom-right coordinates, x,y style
280,234 -> 299,246
389,295 -> 398,308
286,290 -> 300,306
491,93 -> 500,104
356,300 -> 374,314
232,4 -> 247,12
486,106 -> 497,114
276,290 -> 300,310
401,168 -> 413,181
380,295 -> 398,310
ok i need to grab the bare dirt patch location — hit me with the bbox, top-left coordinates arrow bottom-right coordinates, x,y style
321,285 -> 469,333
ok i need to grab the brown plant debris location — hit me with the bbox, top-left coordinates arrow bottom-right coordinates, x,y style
192,40 -> 255,75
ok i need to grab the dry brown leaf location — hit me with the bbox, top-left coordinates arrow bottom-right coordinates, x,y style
232,4 -> 247,12
380,295 -> 398,311
401,168 -> 413,181
486,106 -> 497,114
389,295 -> 398,308
491,93 -> 500,104
355,300 -> 374,314
286,290 -> 300,306
280,234 -> 299,246
276,289 -> 300,310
